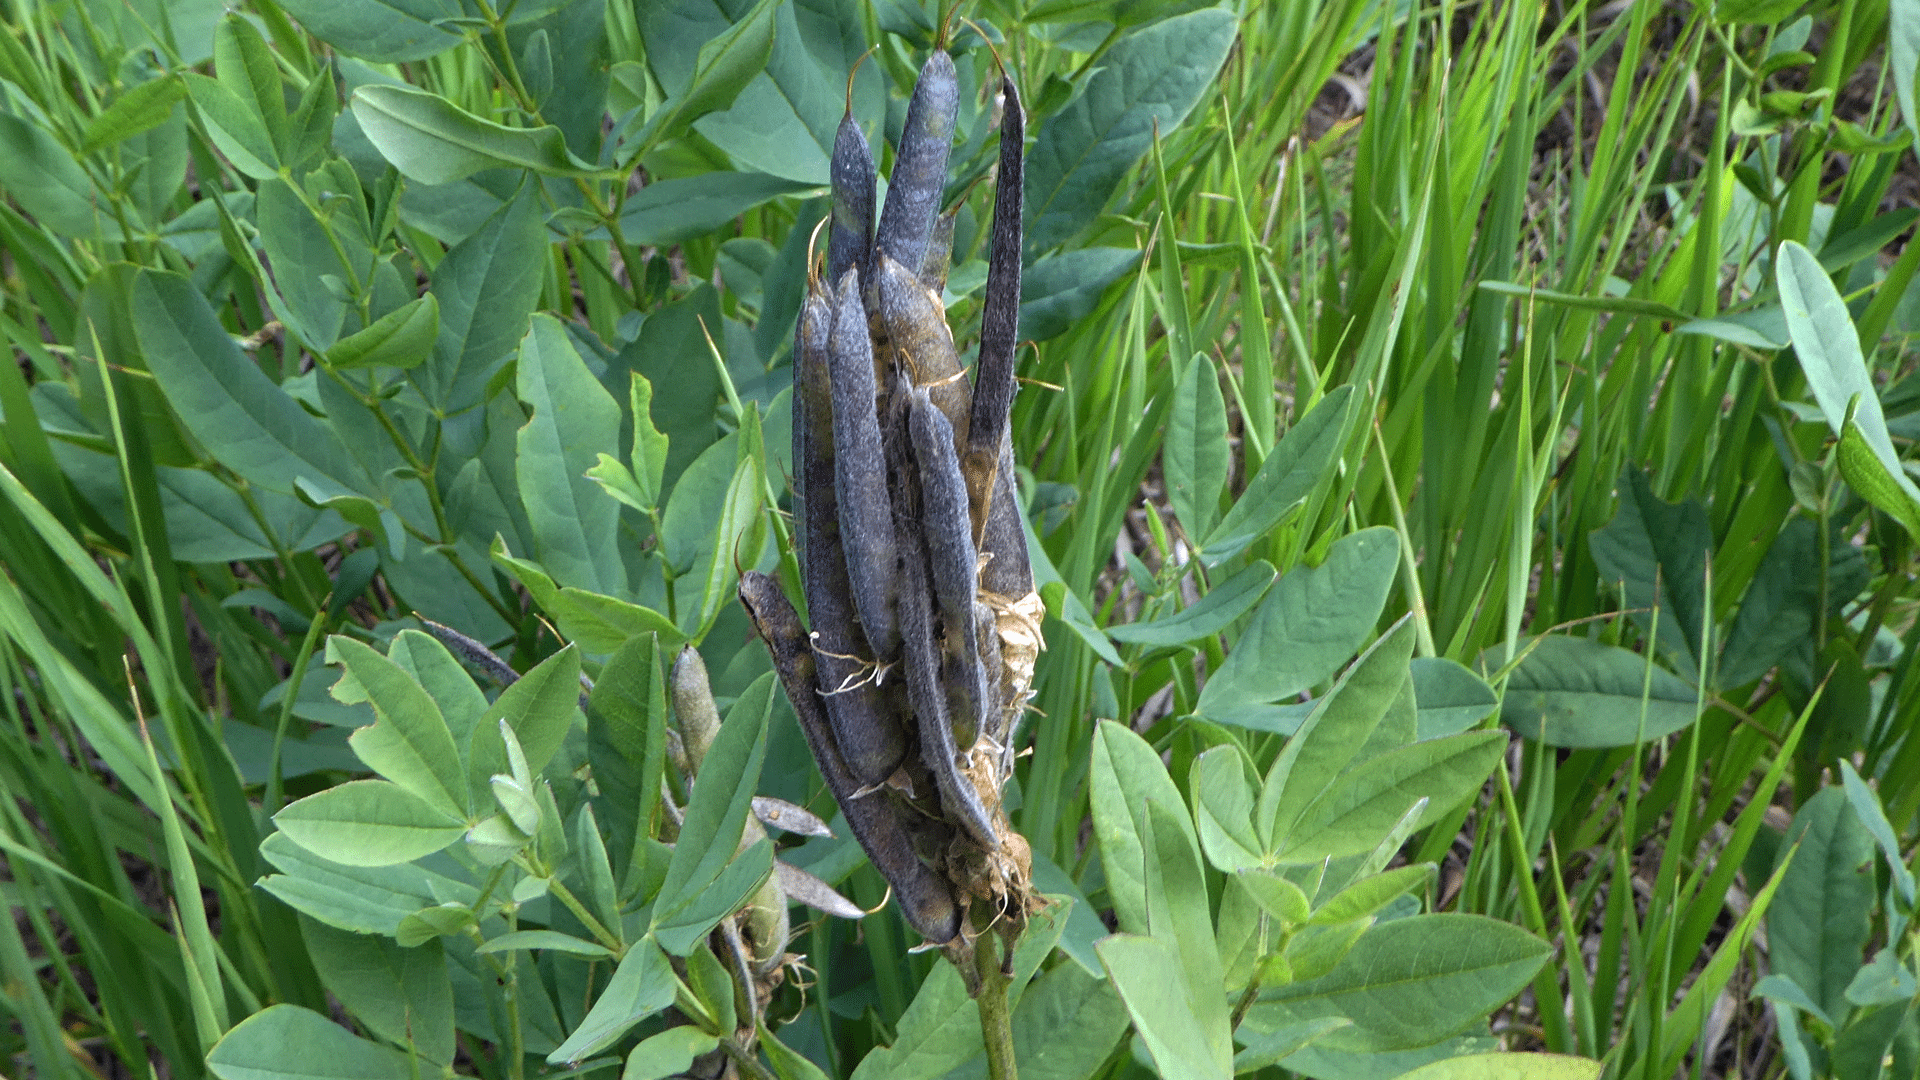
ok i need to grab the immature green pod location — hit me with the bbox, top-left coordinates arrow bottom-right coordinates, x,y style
800,289 -> 909,786
875,50 -> 958,279
738,572 -> 963,948
828,112 -> 875,288
671,645 -> 722,773
878,253 -> 969,440
827,269 -> 901,659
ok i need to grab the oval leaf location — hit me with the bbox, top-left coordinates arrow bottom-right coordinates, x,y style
273,779 -> 466,867
352,85 -> 600,185
1498,636 -> 1699,747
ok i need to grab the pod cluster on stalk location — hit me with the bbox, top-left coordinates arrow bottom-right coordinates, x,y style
741,43 -> 1040,992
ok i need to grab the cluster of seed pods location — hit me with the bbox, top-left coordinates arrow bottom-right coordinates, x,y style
740,45 -> 1040,991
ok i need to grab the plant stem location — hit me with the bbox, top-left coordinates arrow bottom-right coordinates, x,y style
974,937 -> 1017,1080
719,1035 -> 778,1080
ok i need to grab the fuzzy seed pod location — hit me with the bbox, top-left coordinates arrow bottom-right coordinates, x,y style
875,51 -> 958,278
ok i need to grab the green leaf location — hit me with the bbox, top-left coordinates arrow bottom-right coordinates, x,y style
1838,760 -> 1916,908
1090,719 -> 1192,934
273,779 -> 466,866
1018,248 -> 1142,341
1475,281 -> 1688,321
299,920 -> 456,1065
424,178 -> 546,412
687,0 -> 881,184
1498,636 -> 1700,747
849,902 -> 1069,1080
626,286 -> 725,500
759,1024 -> 832,1080
516,314 -> 626,596
1237,870 -> 1311,927
1721,518 -> 1868,688
207,1004 -> 411,1080
653,673 -> 771,944
1232,1018 -> 1352,1072
546,937 -> 676,1065
651,837 -> 773,956
1196,527 -> 1399,721
1023,0 -> 1221,27
130,270 -> 367,499
1311,865 -> 1434,926
327,295 -> 440,370
617,171 -> 814,248
690,441 -> 763,640
633,0 -> 779,150
683,940 -> 738,1035
329,636 -> 468,818
1142,798 -> 1233,1072
1394,1054 -> 1604,1080
1837,415 -> 1920,540
1248,913 -> 1550,1052
1587,468 -> 1712,681
273,0 -> 463,62
385,630 -> 488,754
624,1027 -> 720,1080
183,72 -> 280,179
1768,786 -> 1874,1022
1167,354 -> 1230,541
1896,0 -> 1920,146
470,645 -> 581,806
1778,239 -> 1920,539
1039,580 -> 1126,667
1277,731 -> 1506,864
587,633 -> 666,886
1256,618 -> 1416,851
627,373 -> 670,510
83,77 -> 187,153
1098,935 -> 1229,1080
255,832 -> 457,936
1107,560 -> 1276,646
0,114 -> 123,239
476,930 -> 616,958
1008,961 -> 1131,1080
585,455 -> 650,515
1844,948 -> 1917,1007
214,13 -> 289,159
1192,746 -> 1264,872
1202,385 -> 1355,564
1025,9 -> 1238,253
1410,657 -> 1499,740
351,85 -> 602,185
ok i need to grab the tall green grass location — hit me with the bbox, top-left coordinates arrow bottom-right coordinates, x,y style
0,0 -> 1915,1077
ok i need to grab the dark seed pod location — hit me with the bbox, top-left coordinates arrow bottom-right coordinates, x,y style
908,392 -> 987,750
964,75 -> 1025,533
977,436 -> 1032,600
828,113 -> 876,288
827,269 -> 901,659
738,572 -> 964,948
875,50 -> 958,280
878,253 -> 969,440
896,515 -> 999,849
800,289 -> 909,785
918,209 -> 956,295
